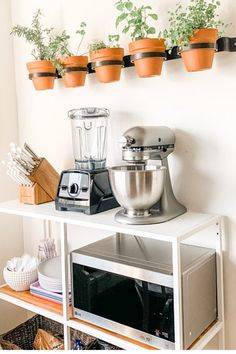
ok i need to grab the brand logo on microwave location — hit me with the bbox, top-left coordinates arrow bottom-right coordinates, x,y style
75,311 -> 82,317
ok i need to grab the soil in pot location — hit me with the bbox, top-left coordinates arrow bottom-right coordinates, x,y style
180,28 -> 218,72
90,48 -> 124,83
26,60 -> 56,90
129,38 -> 166,78
59,56 -> 88,88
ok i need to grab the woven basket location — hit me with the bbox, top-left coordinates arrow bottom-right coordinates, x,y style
1,315 -> 63,350
1,315 -> 120,350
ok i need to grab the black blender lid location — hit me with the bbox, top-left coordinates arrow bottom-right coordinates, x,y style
68,107 -> 110,119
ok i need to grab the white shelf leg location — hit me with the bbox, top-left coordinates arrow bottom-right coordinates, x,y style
216,217 -> 225,349
172,240 -> 183,350
60,222 -> 71,350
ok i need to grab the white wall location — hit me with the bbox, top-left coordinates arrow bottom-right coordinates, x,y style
10,0 -> 236,348
0,0 -> 26,334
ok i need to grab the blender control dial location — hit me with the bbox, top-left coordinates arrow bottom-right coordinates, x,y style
69,183 -> 80,196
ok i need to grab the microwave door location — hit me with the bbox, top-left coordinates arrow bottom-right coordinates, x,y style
73,265 -> 124,312
73,264 -> 144,329
73,263 -> 175,344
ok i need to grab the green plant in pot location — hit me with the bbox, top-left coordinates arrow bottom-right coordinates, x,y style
88,35 -> 124,83
11,9 -> 64,90
164,0 -> 229,72
55,22 -> 88,88
116,0 -> 166,78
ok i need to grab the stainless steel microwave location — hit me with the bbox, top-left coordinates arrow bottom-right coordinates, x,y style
71,234 -> 217,350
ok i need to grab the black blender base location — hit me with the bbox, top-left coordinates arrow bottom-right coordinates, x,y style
55,168 -> 119,215
55,197 -> 119,215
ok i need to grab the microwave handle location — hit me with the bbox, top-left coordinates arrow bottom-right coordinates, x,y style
135,282 -> 169,333
158,298 -> 174,342
135,281 -> 150,332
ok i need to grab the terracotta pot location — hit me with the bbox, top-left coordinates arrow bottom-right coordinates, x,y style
26,60 -> 56,90
59,56 -> 88,88
180,28 -> 218,72
129,38 -> 166,78
90,48 -> 124,83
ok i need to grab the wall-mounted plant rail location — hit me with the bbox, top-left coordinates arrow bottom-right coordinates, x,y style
56,37 -> 236,78
85,37 -> 236,74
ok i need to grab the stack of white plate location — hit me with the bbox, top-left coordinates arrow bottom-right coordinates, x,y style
38,256 -> 62,293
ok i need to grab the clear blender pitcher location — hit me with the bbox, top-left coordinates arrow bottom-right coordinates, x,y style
68,107 -> 110,170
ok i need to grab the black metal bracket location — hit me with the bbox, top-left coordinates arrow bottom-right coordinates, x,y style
64,67 -> 88,73
29,72 -> 56,80
178,42 -> 216,53
55,37 -> 236,78
217,37 -> 236,52
91,60 -> 124,69
130,51 -> 166,61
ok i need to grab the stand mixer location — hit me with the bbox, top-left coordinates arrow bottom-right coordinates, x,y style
109,126 -> 186,225
55,107 -> 118,214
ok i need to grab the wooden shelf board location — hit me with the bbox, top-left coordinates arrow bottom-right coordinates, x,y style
0,285 -> 63,323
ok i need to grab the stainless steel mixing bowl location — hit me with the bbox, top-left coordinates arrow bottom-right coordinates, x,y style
109,165 -> 166,217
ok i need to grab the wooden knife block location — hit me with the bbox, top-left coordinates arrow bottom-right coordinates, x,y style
19,158 -> 60,205
19,183 -> 52,205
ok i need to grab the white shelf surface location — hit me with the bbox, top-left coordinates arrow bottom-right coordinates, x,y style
67,319 -> 154,350
0,200 -> 219,242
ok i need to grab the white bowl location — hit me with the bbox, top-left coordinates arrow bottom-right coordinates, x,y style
3,267 -> 38,291
38,256 -> 61,280
38,256 -> 62,293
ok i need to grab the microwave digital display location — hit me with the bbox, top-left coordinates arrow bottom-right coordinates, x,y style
72,263 -> 174,342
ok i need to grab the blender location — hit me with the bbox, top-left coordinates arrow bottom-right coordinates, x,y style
55,107 -> 118,214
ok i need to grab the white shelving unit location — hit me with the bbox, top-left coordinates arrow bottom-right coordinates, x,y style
0,200 -> 225,350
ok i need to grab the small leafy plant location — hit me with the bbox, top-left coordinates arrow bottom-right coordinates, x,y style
53,22 -> 87,57
52,22 -> 87,75
164,0 -> 229,50
88,35 -> 120,52
115,0 -> 158,41
88,40 -> 107,52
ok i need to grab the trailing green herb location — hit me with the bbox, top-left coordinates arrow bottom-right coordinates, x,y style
115,0 -> 158,41
11,10 -> 87,75
163,0 -> 230,50
88,35 -> 120,52
11,9 -> 60,61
